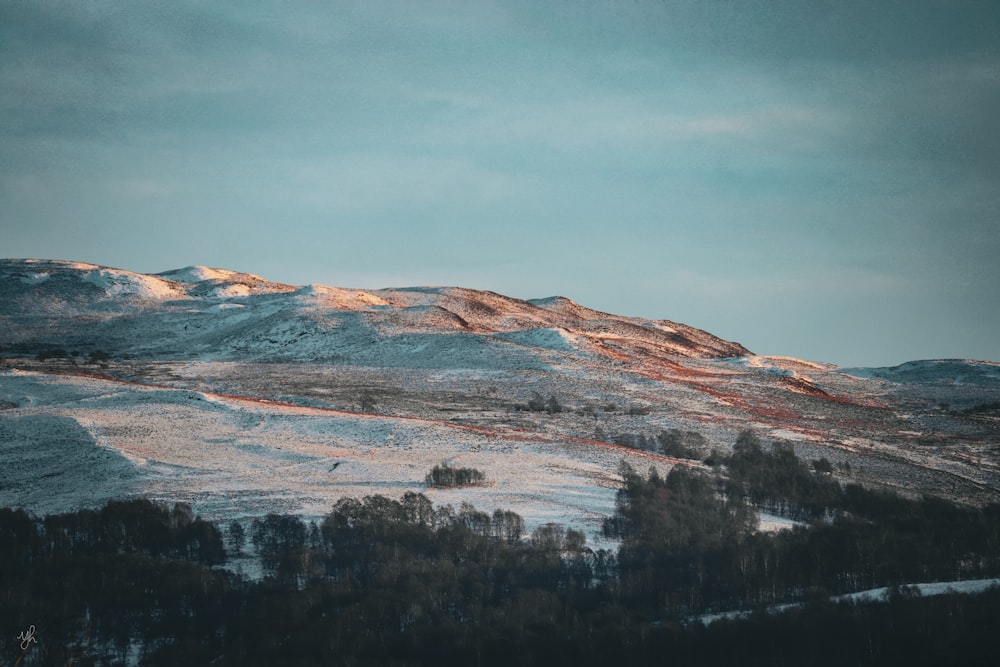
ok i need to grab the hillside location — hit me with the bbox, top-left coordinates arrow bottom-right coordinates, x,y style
0,259 -> 748,366
2,258 -> 999,539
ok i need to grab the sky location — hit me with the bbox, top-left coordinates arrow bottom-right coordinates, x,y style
2,1 -> 999,367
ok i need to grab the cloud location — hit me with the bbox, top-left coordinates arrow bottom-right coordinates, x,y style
272,154 -> 526,214
110,178 -> 173,200
666,266 -> 910,304
2,1 -> 998,365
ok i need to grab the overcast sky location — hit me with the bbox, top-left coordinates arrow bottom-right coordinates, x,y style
2,1 -> 998,366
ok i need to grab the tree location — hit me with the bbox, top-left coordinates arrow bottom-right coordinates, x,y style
88,349 -> 112,364
733,429 -> 763,457
812,457 -> 834,475
492,509 -> 524,545
658,429 -> 708,459
426,462 -> 486,488
228,521 -> 246,556
530,523 -> 565,552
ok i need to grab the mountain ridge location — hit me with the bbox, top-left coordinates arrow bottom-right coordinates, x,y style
0,258 -> 750,365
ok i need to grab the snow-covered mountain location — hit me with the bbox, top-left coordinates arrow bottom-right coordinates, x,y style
2,259 -> 999,540
0,258 -> 747,367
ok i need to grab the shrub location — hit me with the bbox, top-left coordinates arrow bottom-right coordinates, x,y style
88,349 -> 112,364
359,389 -> 377,413
426,462 -> 486,488
812,457 -> 835,474
521,391 -> 563,414
526,391 -> 546,412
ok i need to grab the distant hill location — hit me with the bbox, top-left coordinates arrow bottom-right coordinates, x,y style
0,258 -> 748,368
842,359 -> 1000,386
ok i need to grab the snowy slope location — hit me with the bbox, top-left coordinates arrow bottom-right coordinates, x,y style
0,259 -> 749,367
0,368 -> 644,541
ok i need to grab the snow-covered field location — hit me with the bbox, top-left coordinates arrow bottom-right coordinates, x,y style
0,368 -> 652,545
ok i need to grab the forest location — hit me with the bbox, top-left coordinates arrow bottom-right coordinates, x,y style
3,433 -> 1000,666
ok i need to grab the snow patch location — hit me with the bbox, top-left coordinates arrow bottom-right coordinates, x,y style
643,321 -> 678,334
294,284 -> 392,310
762,355 -> 834,370
495,328 -> 578,352
527,296 -> 572,308
161,266 -> 252,283
722,356 -> 795,376
835,578 -> 1000,604
82,268 -> 182,300
210,283 -> 252,298
697,578 -> 1000,626
21,259 -> 101,271
758,512 -> 804,533
19,272 -> 50,285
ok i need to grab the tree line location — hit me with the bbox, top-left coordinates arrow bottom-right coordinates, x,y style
3,433 -> 1000,665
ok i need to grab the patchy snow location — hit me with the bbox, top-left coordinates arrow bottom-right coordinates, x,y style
643,321 -> 678,334
155,266 -> 297,298
209,283 -> 253,298
294,284 -> 392,310
18,272 -> 50,285
765,355 -> 836,370
837,578 -> 1000,604
18,259 -> 100,271
82,267 -> 183,300
723,356 -> 795,376
722,356 -> 836,379
1,259 -> 749,366
757,512 -> 804,532
696,578 -> 1000,626
495,328 -> 579,352
527,296 -> 573,308
0,370 -> 662,543
767,428 -> 820,442
160,266 -> 257,283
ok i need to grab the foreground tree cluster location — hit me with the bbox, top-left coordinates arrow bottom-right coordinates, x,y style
3,435 -> 1000,665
